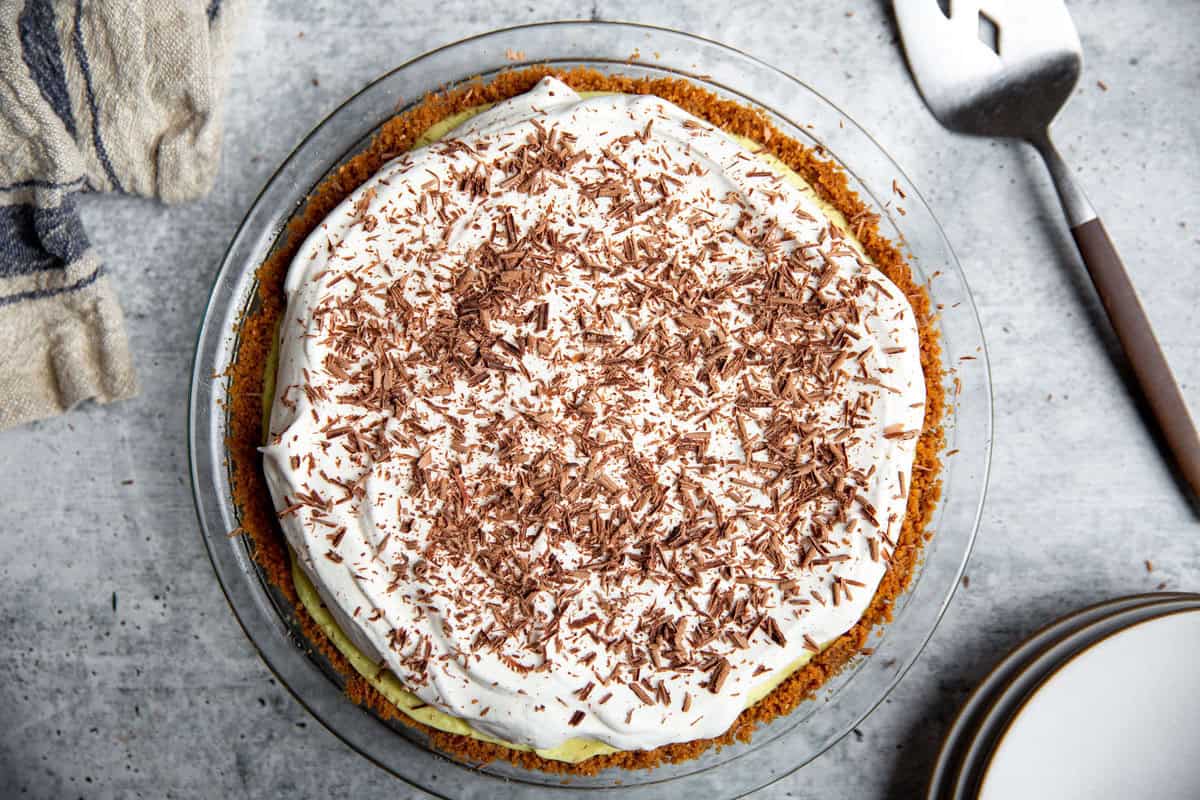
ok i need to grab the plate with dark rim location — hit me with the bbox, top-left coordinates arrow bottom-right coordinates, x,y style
932,593 -> 1200,800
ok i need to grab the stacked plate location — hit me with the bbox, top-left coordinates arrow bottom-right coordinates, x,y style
928,592 -> 1200,799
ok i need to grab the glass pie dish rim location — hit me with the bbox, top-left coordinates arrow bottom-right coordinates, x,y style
187,19 -> 992,799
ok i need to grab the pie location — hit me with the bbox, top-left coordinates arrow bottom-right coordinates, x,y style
226,67 -> 944,774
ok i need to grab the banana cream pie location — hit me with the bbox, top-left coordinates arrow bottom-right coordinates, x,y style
229,69 -> 943,773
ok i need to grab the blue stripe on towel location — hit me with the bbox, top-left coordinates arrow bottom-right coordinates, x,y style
71,0 -> 124,194
0,200 -> 89,277
0,176 -> 89,193
18,0 -> 79,139
0,263 -> 103,308
207,0 -> 222,23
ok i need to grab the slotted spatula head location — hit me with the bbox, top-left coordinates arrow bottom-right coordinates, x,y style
897,1 -> 1200,507
894,0 -> 1083,140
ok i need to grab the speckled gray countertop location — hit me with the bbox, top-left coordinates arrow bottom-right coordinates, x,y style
2,1 -> 1198,798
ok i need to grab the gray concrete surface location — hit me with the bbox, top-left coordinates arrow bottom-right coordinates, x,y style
2,1 -> 1198,797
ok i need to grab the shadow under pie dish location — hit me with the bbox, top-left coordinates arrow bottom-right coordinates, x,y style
191,22 -> 989,798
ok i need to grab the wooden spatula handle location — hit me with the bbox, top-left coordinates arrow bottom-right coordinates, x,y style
1071,216 -> 1200,497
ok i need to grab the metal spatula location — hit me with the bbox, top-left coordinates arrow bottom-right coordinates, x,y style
894,0 -> 1200,501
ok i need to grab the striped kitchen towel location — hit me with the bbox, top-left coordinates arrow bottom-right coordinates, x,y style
0,0 -> 241,430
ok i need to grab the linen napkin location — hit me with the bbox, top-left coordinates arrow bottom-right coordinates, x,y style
0,0 -> 241,430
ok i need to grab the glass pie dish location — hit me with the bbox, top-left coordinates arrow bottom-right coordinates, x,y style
188,21 -> 991,799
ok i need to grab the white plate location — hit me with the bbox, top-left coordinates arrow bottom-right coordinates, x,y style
952,596 -> 1200,797
936,595 -> 1200,799
978,607 -> 1200,800
926,593 -> 1196,799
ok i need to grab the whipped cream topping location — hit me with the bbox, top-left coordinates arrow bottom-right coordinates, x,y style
262,78 -> 924,752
